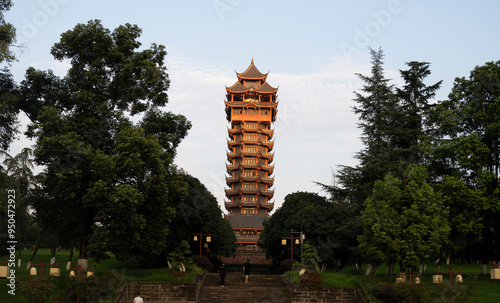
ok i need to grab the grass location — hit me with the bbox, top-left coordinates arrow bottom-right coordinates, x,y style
320,262 -> 500,302
0,249 -> 201,302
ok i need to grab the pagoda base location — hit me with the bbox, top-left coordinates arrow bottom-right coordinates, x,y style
221,243 -> 271,264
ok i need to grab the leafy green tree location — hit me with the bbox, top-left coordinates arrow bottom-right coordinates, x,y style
359,165 -> 449,273
0,148 -> 38,266
168,172 -> 236,258
260,191 -> 357,269
425,61 -> 500,262
0,0 -> 19,150
0,68 -> 18,150
21,20 -> 190,267
0,0 -> 15,63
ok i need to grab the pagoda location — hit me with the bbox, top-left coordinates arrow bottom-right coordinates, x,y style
223,60 -> 278,263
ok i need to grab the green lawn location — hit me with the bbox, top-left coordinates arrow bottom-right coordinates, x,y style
0,249 -> 199,303
321,263 -> 500,302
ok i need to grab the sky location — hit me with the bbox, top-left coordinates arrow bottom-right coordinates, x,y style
4,0 -> 500,213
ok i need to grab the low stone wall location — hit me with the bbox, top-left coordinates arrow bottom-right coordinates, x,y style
122,282 -> 199,302
291,287 -> 367,303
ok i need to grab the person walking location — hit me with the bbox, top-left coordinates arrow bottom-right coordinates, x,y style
219,262 -> 227,287
133,291 -> 143,303
243,259 -> 251,283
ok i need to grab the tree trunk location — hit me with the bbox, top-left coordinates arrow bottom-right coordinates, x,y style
365,264 -> 373,276
66,248 -> 74,270
17,240 -> 22,267
26,230 -> 45,269
50,238 -> 56,264
78,210 -> 91,269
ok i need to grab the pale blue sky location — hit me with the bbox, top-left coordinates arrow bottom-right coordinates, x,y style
5,0 -> 500,211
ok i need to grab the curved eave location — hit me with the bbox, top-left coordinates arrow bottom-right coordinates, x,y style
259,202 -> 274,209
228,127 -> 241,134
227,139 -> 241,146
225,188 -> 239,196
226,163 -> 240,171
261,165 -> 274,173
240,188 -> 259,194
260,190 -> 274,197
261,141 -> 275,148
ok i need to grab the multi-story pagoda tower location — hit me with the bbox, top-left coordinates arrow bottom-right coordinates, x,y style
223,60 -> 278,263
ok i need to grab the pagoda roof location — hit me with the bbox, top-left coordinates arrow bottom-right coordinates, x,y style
226,81 -> 250,93
236,59 -> 268,80
255,81 -> 278,93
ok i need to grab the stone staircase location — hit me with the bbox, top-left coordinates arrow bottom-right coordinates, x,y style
197,273 -> 290,303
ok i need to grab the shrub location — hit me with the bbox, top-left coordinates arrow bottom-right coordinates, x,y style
300,272 -> 322,290
19,276 -> 56,303
191,255 -> 213,271
279,259 -> 298,274
284,270 -> 300,285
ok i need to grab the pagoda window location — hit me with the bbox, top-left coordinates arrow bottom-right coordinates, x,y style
242,208 -> 255,214
242,195 -> 256,202
246,133 -> 257,140
233,108 -> 242,114
243,182 -> 255,189
245,145 -> 256,152
244,157 -> 256,164
244,170 -> 256,177
244,108 -> 258,115
246,122 -> 257,128
262,109 -> 269,115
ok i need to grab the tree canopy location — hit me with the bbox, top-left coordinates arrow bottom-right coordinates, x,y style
21,20 -> 191,266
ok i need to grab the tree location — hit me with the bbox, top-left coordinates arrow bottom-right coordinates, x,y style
0,67 -> 18,150
425,61 -> 500,262
0,0 -> 20,150
22,20 -> 191,267
0,148 -> 38,267
259,191 -> 358,269
359,165 -> 449,274
0,0 -> 15,63
168,172 -> 236,259
397,61 -> 442,164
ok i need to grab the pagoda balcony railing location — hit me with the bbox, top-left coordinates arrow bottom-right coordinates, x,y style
230,114 -> 272,123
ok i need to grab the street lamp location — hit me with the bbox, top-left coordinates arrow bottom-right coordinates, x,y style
193,232 -> 211,256
281,235 -> 299,260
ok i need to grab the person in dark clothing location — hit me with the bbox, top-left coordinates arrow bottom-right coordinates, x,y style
219,262 -> 227,286
243,259 -> 251,283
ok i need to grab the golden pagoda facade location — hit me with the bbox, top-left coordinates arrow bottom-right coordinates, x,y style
224,60 -> 278,216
